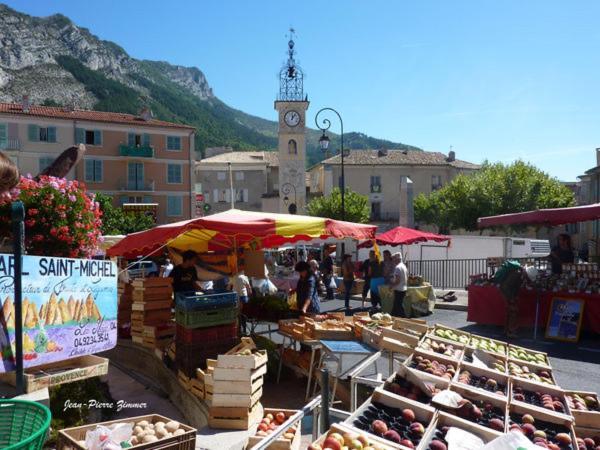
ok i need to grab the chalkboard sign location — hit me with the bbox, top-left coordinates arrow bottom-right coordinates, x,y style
545,297 -> 585,342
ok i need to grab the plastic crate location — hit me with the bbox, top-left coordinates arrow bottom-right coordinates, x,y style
0,399 -> 51,450
175,305 -> 239,329
176,322 -> 239,345
175,292 -> 238,312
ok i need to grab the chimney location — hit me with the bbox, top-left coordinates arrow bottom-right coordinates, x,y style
447,150 -> 456,162
21,95 -> 30,112
377,148 -> 388,157
139,107 -> 152,121
596,148 -> 600,166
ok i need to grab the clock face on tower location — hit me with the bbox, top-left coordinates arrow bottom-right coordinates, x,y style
284,110 -> 301,127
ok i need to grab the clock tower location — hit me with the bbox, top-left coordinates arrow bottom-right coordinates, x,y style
275,29 -> 308,214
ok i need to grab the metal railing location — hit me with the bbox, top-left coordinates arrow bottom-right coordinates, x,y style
0,139 -> 21,151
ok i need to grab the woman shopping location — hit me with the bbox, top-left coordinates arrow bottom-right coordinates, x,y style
295,261 -> 321,314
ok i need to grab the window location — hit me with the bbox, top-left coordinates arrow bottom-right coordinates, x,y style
127,162 -> 144,190
235,171 -> 245,181
85,159 -> 103,183
167,164 -> 182,184
431,175 -> 443,191
128,132 -> 150,147
76,128 -> 102,146
28,125 -> 56,143
371,202 -> 381,220
370,176 -> 381,193
217,172 -> 226,181
235,189 -> 249,203
288,139 -> 297,155
167,196 -> 183,217
167,136 -> 181,150
0,123 -> 7,148
39,157 -> 54,172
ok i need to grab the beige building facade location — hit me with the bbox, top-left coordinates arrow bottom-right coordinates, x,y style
0,101 -> 195,224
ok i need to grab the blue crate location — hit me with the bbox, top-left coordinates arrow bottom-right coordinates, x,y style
175,291 -> 238,312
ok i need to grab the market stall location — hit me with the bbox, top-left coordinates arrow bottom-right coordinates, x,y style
472,204 -> 600,337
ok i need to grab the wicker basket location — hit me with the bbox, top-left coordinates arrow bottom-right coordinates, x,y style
0,399 -> 51,450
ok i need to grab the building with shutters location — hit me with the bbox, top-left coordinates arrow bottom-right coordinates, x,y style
0,100 -> 195,224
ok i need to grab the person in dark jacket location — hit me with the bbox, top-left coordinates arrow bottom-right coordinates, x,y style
320,247 -> 335,300
295,261 -> 321,314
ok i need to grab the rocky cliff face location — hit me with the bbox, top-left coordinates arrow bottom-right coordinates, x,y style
0,4 -> 213,105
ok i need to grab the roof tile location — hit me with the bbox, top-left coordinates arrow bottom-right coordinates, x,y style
321,149 -> 480,169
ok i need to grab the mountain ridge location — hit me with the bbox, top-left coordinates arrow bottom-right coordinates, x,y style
0,3 -> 422,163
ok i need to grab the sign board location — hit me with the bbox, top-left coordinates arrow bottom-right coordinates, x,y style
0,254 -> 118,372
545,297 -> 585,342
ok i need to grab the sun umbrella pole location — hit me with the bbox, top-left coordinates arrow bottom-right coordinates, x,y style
12,201 -> 25,395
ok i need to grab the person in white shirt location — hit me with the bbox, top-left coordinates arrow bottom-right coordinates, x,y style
232,270 -> 252,303
161,258 -> 174,277
391,252 -> 408,317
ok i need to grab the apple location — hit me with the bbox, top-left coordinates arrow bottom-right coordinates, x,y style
275,412 -> 286,424
329,433 -> 345,447
323,437 -> 342,450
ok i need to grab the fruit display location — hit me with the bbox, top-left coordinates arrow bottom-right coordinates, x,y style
407,355 -> 456,380
469,336 -> 507,355
512,386 -> 568,414
508,361 -> 555,385
462,351 -> 506,373
418,338 -> 462,360
351,402 -> 430,449
456,370 -> 507,396
432,327 -> 470,345
384,373 -> 442,405
254,411 -> 298,440
509,345 -> 549,367
424,426 -> 450,450
509,413 -> 574,450
308,425 -> 392,450
574,431 -> 600,450
129,419 -> 187,445
566,393 -> 600,413
445,395 -> 506,432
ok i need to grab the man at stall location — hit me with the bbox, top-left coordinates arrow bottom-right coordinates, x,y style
320,246 -> 335,300
295,261 -> 321,314
170,250 -> 201,295
341,254 -> 355,312
550,233 -> 575,274
382,250 -> 395,284
391,252 -> 408,317
367,250 -> 384,308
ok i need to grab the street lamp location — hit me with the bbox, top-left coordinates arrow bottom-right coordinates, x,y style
281,182 -> 297,214
315,108 -> 345,221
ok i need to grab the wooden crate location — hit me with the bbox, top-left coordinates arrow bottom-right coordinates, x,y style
213,362 -> 267,382
308,422 -> 397,450
508,343 -> 550,368
383,365 -> 449,406
403,349 -> 459,385
468,334 -> 508,356
567,390 -> 600,428
177,371 -> 191,390
462,347 -> 507,374
417,335 -> 465,361
420,411 -> 502,448
392,317 -> 429,335
454,361 -> 510,399
212,386 -> 263,408
509,402 -> 575,447
209,402 -> 263,430
510,377 -> 571,421
246,408 -> 302,450
189,378 -> 205,400
131,309 -> 172,323
58,413 -> 195,450
0,355 -> 108,393
311,326 -> 355,341
448,382 -> 509,433
217,349 -> 268,370
132,300 -> 173,311
429,324 -> 471,346
574,425 -> 600,447
213,373 -> 264,395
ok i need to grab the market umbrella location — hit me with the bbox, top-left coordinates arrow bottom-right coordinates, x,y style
359,226 -> 450,247
106,209 -> 376,258
478,203 -> 600,228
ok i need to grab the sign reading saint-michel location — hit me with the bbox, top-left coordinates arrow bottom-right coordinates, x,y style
0,253 -> 118,372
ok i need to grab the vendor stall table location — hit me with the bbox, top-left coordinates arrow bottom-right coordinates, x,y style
277,331 -> 322,401
467,284 -> 600,333
316,339 -> 376,406
380,284 -> 436,317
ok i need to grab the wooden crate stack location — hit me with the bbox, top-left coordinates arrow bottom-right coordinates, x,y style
117,282 -> 133,337
208,339 -> 268,430
130,278 -> 174,348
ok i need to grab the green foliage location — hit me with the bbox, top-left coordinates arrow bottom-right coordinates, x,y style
41,98 -> 62,107
48,378 -> 117,445
96,193 -> 155,235
414,161 -> 576,233
307,188 -> 370,223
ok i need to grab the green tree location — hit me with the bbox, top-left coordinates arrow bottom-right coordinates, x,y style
96,193 -> 155,235
414,161 -> 575,233
307,188 -> 370,223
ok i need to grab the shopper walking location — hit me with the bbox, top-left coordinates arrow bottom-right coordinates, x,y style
360,256 -> 371,308
382,250 -> 395,284
320,247 -> 335,300
368,250 -> 384,309
341,254 -> 355,312
295,261 -> 321,314
391,252 -> 408,317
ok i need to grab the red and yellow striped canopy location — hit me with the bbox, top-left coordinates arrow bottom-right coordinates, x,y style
107,209 -> 376,258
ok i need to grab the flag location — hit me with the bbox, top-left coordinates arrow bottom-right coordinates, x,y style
373,241 -> 382,262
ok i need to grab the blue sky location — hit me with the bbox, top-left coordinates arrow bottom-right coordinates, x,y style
6,0 -> 600,181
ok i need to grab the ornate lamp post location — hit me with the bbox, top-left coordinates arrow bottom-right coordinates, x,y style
315,108 -> 345,220
281,182 -> 297,214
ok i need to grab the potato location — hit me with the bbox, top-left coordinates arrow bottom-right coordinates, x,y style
144,429 -> 156,437
165,421 -> 180,432
142,435 -> 158,444
135,431 -> 146,440
155,428 -> 168,439
145,423 -> 155,430
130,436 -> 138,446
133,426 -> 143,435
173,429 -> 186,437
154,421 -> 166,429
136,420 -> 149,428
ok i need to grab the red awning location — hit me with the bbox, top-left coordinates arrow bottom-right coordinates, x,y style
478,203 -> 600,228
107,209 -> 376,258
360,226 -> 450,248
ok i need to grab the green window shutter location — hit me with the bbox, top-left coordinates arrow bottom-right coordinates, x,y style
142,133 -> 151,147
143,195 -> 152,203
94,130 -> 102,146
28,124 -> 39,142
95,160 -> 103,182
47,127 -> 57,143
0,124 -> 7,148
85,160 -> 93,182
127,132 -> 135,147
166,136 -> 172,150
119,195 -> 128,206
75,128 -> 85,144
